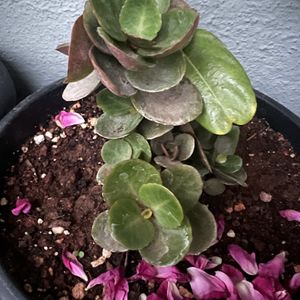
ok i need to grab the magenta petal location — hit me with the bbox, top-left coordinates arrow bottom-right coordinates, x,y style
216,215 -> 225,240
11,198 -> 32,216
236,280 -> 265,300
156,266 -> 188,283
279,209 -> 300,222
290,273 -> 300,291
157,280 -> 183,300
87,268 -> 119,290
206,256 -> 223,270
258,252 -> 286,279
253,276 -> 276,299
187,267 -> 228,300
215,271 -> 239,300
275,290 -> 291,300
62,250 -> 88,282
129,260 -> 156,281
185,255 -> 209,270
228,244 -> 258,275
55,111 -> 85,129
115,278 -> 129,300
221,264 -> 244,284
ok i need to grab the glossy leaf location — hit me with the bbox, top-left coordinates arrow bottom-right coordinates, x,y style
132,79 -> 203,126
174,133 -> 195,161
161,164 -> 203,212
216,155 -> 243,174
67,16 -> 93,82
101,140 -> 133,165
127,51 -> 185,93
184,29 -> 257,134
96,164 -> 113,185
124,133 -> 152,162
214,167 -> 248,187
138,119 -> 173,140
83,2 -> 111,55
138,8 -> 199,57
97,27 -> 154,71
119,0 -> 162,41
95,111 -> 142,139
103,159 -> 162,205
90,0 -> 126,42
204,178 -> 226,196
214,126 -> 240,156
140,218 -> 192,266
156,0 -> 170,13
192,122 -> 216,150
62,70 -> 101,102
89,46 -> 136,96
109,198 -> 155,249
187,203 -> 217,255
154,156 -> 181,169
139,183 -> 184,229
151,132 -> 174,156
92,211 -> 127,252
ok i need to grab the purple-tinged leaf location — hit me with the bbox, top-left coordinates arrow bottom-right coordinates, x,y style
62,250 -> 88,282
279,209 -> 300,222
290,273 -> 300,291
215,271 -> 239,300
228,244 -> 258,276
236,280 -> 265,300
187,267 -> 228,299
11,198 -> 31,216
221,264 -> 244,284
185,255 -> 208,269
258,252 -> 286,279
67,16 -> 93,83
216,215 -> 225,241
55,111 -> 85,129
56,42 -> 69,56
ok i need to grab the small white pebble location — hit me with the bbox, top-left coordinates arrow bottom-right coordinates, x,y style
37,218 -> 44,225
290,153 -> 296,158
0,197 -> 8,206
21,146 -> 28,153
64,230 -> 70,236
52,145 -> 58,149
36,207 -> 41,212
34,134 -> 45,145
40,173 -> 47,179
248,153 -> 255,157
102,249 -> 112,258
44,246 -> 48,251
226,229 -> 236,238
24,231 -> 29,235
53,158 -> 57,162
54,252 -> 59,256
52,226 -> 65,235
80,123 -> 88,129
34,244 -> 38,248
51,136 -> 60,143
281,240 -> 286,245
45,131 -> 53,139
60,132 -> 67,138
93,135 -> 98,140
259,191 -> 272,203
48,231 -> 53,235
78,157 -> 83,161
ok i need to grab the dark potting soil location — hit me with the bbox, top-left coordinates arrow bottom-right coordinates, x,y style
0,98 -> 299,300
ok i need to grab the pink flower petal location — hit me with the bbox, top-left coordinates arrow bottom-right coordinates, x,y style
54,111 -> 85,129
129,260 -> 156,281
228,244 -> 258,275
216,215 -> 225,240
62,249 -> 88,282
11,198 -> 32,216
206,256 -> 223,270
221,264 -> 244,284
275,290 -> 291,300
187,267 -> 228,300
215,271 -> 239,300
115,277 -> 129,300
155,266 -> 188,283
279,209 -> 300,222
258,252 -> 286,279
185,255 -> 209,270
289,273 -> 300,291
156,280 -> 183,300
236,280 -> 265,300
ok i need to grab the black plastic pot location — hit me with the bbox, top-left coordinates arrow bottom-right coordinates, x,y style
0,82 -> 299,299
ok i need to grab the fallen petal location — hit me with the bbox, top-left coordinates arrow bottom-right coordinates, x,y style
87,268 -> 119,290
228,244 -> 258,275
11,198 -> 32,216
157,280 -> 183,300
62,250 -> 88,282
206,256 -> 223,270
275,290 -> 291,300
129,260 -> 157,281
115,277 -> 129,300
156,266 -> 188,283
215,271 -> 239,300
216,215 -> 225,240
279,209 -> 300,222
258,252 -> 286,279
185,255 -> 209,270
236,280 -> 265,300
290,273 -> 300,291
187,267 -> 228,299
221,264 -> 244,284
55,111 -> 85,129
253,276 -> 277,299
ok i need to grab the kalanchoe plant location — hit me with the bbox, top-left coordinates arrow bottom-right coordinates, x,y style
59,0 -> 257,266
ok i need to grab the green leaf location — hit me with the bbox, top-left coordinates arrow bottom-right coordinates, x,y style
161,164 -> 203,212
67,16 -> 93,82
83,2 -> 111,55
62,70 -> 101,102
204,178 -> 226,196
140,218 -> 192,266
170,0 -> 190,9
109,198 -> 155,249
96,164 -> 113,185
214,126 -> 240,156
119,0 -> 162,41
184,29 -> 257,135
97,27 -> 154,71
214,167 -> 248,187
89,46 -> 136,96
138,183 -> 184,229
92,211 -> 127,252
95,111 -> 143,139
155,0 -> 170,13
124,133 -> 152,162
132,79 -> 203,126
90,0 -> 127,42
192,122 -> 216,150
216,155 -> 243,174
187,203 -> 217,255
174,133 -> 195,161
150,132 -> 174,155
154,156 -> 181,169
126,51 -> 186,93
96,89 -> 134,116
101,140 -> 132,165
138,119 -> 173,140
138,8 -> 199,57
103,159 -> 162,205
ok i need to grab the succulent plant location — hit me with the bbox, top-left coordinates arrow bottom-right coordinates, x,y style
59,0 -> 257,266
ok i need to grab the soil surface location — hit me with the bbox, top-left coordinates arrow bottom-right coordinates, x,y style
0,98 -> 299,300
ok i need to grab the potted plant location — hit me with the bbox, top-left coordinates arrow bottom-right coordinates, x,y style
0,0 -> 299,299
